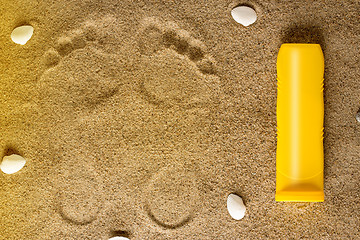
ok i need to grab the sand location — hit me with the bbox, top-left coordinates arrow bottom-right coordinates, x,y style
0,0 -> 359,239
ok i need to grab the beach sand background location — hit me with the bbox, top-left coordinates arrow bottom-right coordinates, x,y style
0,0 -> 359,239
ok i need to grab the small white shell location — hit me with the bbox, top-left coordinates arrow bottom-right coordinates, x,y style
356,109 -> 360,123
108,237 -> 129,240
227,193 -> 246,220
0,154 -> 26,174
231,6 -> 257,27
11,25 -> 34,45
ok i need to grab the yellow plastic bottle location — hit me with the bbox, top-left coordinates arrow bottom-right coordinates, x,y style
276,44 -> 324,202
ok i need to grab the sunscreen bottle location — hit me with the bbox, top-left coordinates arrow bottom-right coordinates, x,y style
276,44 -> 324,202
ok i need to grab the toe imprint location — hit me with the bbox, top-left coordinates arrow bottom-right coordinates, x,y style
56,36 -> 74,56
43,48 -> 60,67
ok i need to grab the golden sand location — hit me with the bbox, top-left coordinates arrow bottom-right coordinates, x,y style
0,0 -> 359,239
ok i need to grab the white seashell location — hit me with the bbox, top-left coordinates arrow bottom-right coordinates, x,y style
227,193 -> 246,220
0,154 -> 26,174
356,109 -> 360,123
108,237 -> 129,240
231,6 -> 257,27
11,25 -> 34,45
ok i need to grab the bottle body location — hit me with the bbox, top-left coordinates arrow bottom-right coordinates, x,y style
276,44 -> 324,202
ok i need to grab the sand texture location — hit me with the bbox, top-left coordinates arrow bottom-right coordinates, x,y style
0,0 -> 359,239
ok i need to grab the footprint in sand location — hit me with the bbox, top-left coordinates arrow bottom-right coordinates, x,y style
136,17 -> 220,109
136,18 -> 219,228
37,15 -> 132,225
